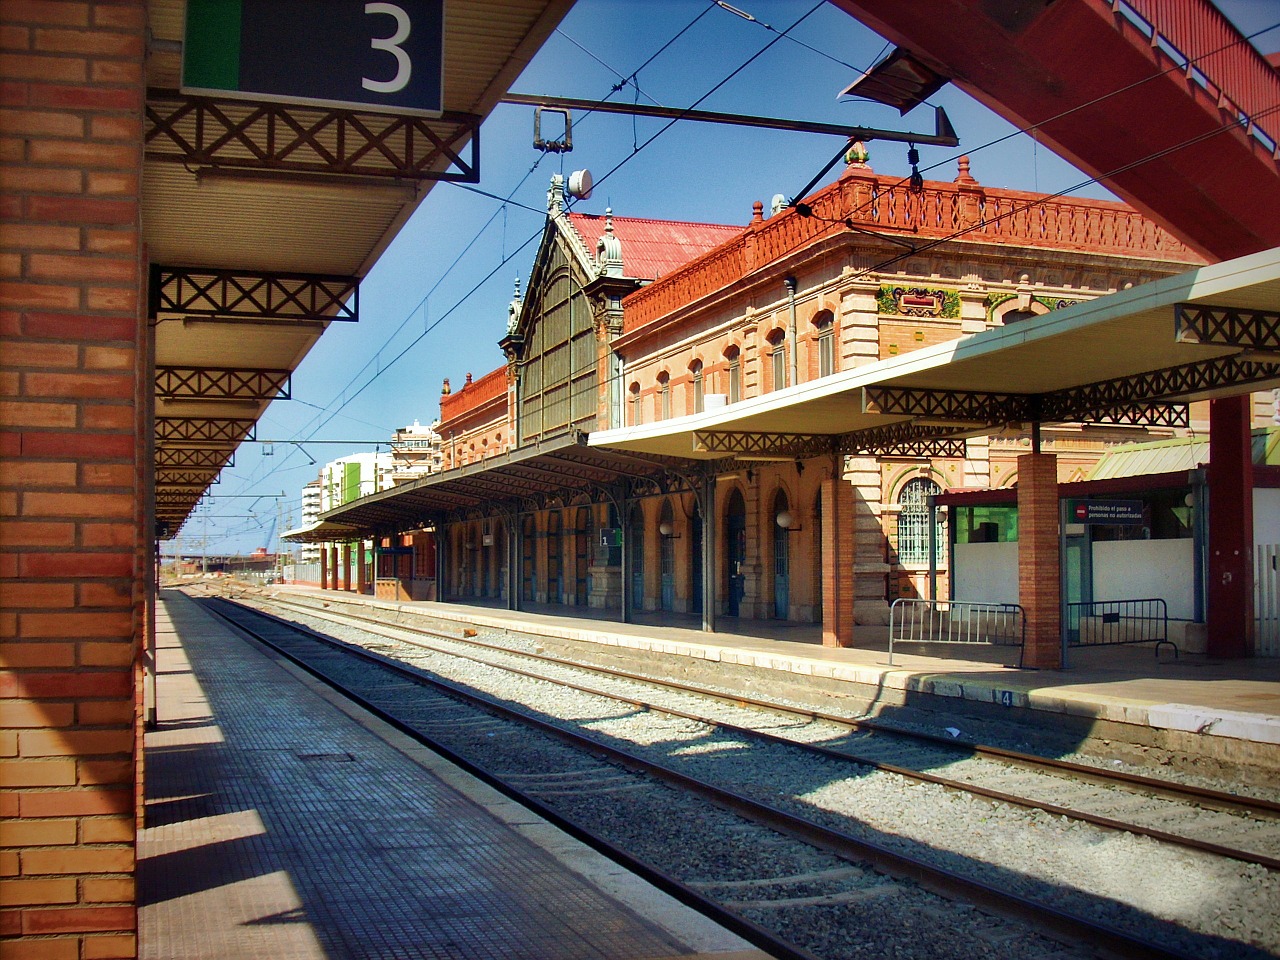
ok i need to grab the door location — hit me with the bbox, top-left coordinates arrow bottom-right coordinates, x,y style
629,504 -> 645,608
575,506 -> 591,606
726,488 -> 746,617
659,500 -> 675,612
690,503 -> 703,616
521,515 -> 536,602
547,510 -> 562,603
773,491 -> 790,619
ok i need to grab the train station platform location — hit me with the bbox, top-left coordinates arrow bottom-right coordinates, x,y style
140,589 -> 769,960
267,584 -> 1280,774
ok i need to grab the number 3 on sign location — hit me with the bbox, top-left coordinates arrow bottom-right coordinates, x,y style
364,3 -> 412,94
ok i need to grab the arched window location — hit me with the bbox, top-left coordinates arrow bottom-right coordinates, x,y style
897,477 -> 945,566
629,382 -> 641,425
813,309 -> 835,378
767,329 -> 786,392
725,346 -> 741,403
657,371 -> 671,420
690,360 -> 704,414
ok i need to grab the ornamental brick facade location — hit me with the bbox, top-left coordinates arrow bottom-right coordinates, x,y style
434,159 -> 1205,633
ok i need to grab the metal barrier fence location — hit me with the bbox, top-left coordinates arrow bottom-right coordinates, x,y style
888,599 -> 1025,666
1065,598 -> 1175,657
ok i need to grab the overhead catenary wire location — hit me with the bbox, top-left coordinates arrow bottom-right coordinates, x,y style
208,6 -> 1279,539
216,3 -> 793,510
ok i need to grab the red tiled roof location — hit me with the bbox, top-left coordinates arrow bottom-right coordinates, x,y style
567,213 -> 741,282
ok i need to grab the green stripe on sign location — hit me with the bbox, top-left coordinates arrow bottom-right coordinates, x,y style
183,0 -> 243,92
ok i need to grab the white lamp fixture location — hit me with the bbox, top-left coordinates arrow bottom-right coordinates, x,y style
658,520 -> 675,537
776,510 -> 798,531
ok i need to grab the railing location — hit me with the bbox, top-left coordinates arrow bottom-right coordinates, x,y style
888,598 -> 1025,666
439,366 -> 508,421
1254,545 -> 1280,657
1118,0 -> 1280,152
1065,598 -> 1175,657
622,167 -> 1201,334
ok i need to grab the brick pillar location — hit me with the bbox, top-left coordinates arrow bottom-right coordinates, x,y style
319,546 -> 328,589
342,544 -> 352,592
820,472 -> 855,646
329,544 -> 339,591
1,3 -> 147,957
356,541 -> 367,594
1018,452 -> 1061,669
1206,396 -> 1253,657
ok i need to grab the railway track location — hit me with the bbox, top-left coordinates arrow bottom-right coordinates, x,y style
257,591 -> 1280,871
196,590 -> 1280,960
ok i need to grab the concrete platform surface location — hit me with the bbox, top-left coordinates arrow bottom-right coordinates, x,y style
140,590 -> 769,960
267,585 -> 1280,767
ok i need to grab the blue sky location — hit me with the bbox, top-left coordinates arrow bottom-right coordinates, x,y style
177,0 -> 1280,555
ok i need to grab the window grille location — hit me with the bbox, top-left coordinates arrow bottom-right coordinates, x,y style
897,477 -> 945,565
728,355 -> 741,403
692,362 -> 704,414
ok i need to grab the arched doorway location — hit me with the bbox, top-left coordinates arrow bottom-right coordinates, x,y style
574,505 -> 592,606
628,503 -> 645,610
659,499 -> 675,612
725,488 -> 746,617
773,489 -> 790,619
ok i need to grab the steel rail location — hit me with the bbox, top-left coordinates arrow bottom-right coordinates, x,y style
206,594 -> 1202,960
265,594 -> 1280,818
197,596 -> 823,960
259,593 -> 1280,873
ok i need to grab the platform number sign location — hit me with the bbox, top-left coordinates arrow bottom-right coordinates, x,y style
997,689 -> 1015,708
183,0 -> 444,117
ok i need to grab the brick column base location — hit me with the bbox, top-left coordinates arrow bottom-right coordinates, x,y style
1018,452 -> 1061,669
821,473 -> 855,646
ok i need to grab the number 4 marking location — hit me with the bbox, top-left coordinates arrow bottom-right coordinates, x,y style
363,2 -> 411,94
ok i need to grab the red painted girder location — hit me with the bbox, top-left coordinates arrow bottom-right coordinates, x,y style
829,0 -> 1280,261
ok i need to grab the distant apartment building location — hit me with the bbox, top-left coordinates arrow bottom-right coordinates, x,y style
390,419 -> 443,484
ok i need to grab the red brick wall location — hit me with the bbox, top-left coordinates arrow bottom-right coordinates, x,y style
1017,453 -> 1061,669
1,2 -> 147,957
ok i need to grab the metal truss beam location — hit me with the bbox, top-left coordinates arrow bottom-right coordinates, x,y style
156,366 -> 290,401
1035,396 -> 1189,428
156,469 -> 219,487
866,385 -> 1190,429
1175,302 -> 1280,352
836,422 -> 969,458
155,417 -> 256,446
693,431 -> 834,459
863,386 -> 1033,423
1042,355 -> 1280,413
150,266 -> 358,322
156,448 -> 234,470
145,90 -> 481,182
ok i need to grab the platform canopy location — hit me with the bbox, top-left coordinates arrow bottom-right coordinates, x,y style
147,0 -> 574,534
588,248 -> 1280,463
317,432 -> 699,537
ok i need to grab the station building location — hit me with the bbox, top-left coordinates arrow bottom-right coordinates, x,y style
319,156 -> 1240,653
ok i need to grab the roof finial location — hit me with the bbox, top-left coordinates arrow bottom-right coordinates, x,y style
955,154 -> 977,184
604,207 -> 614,235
